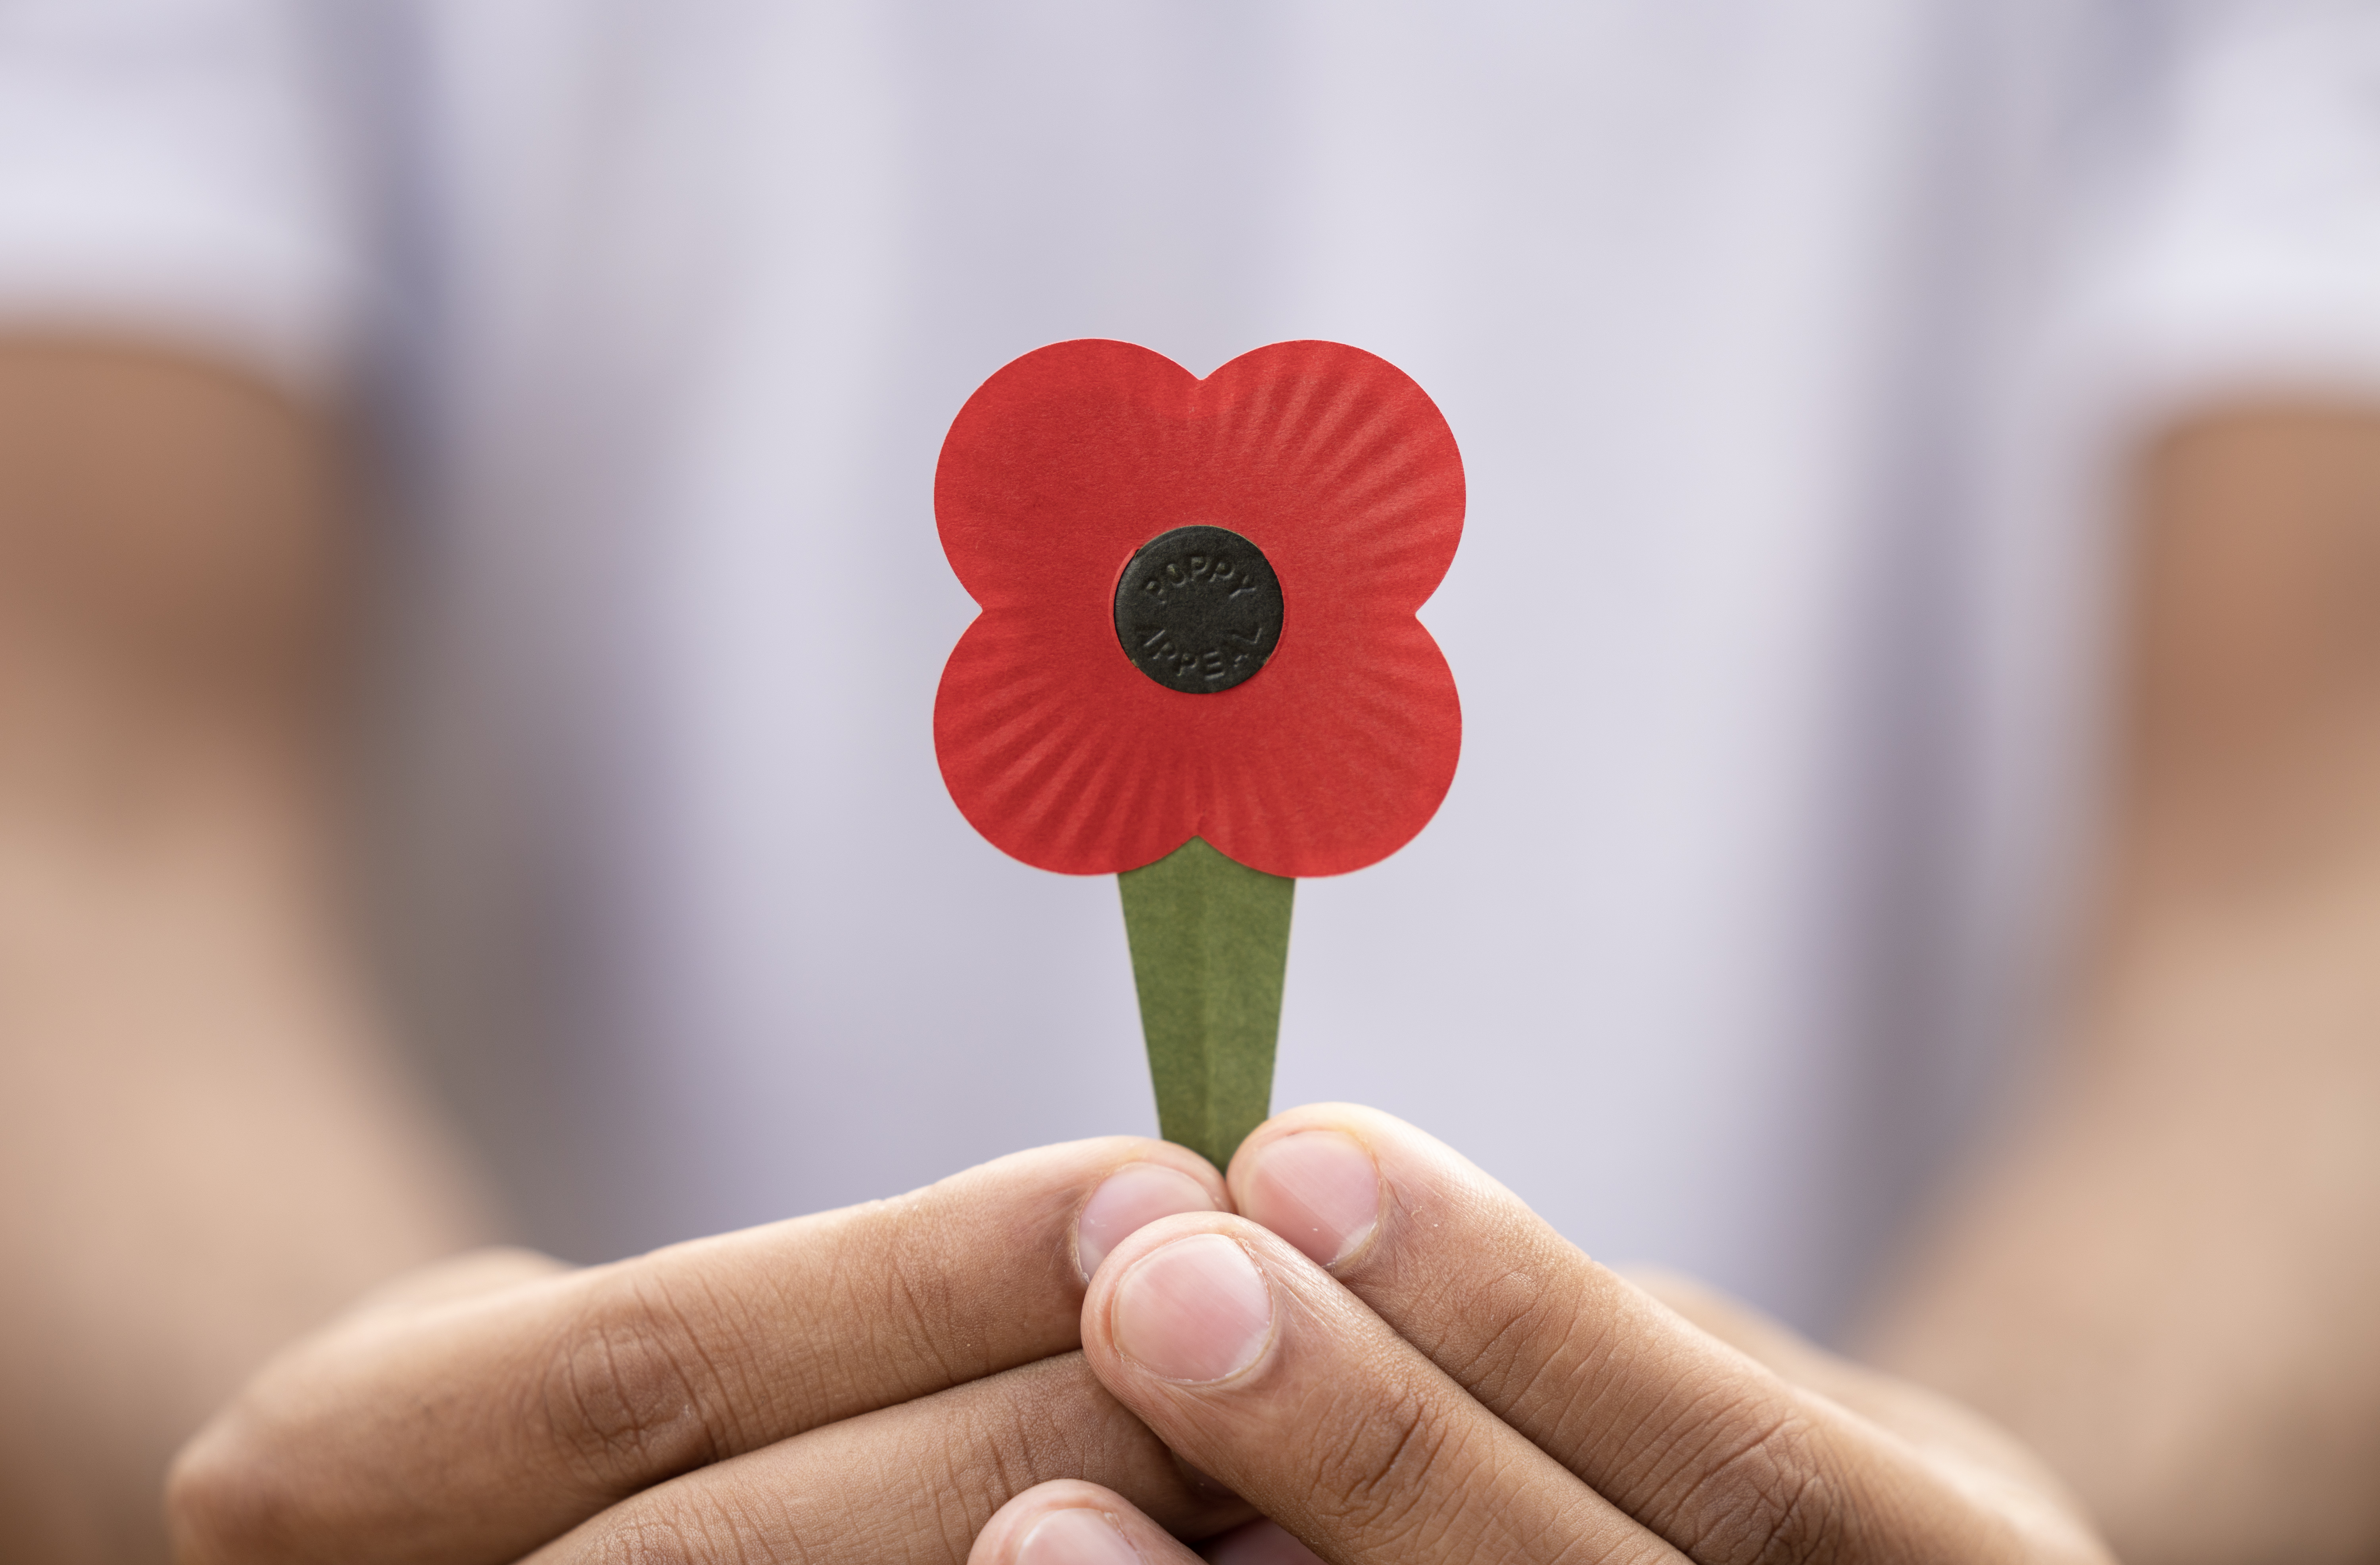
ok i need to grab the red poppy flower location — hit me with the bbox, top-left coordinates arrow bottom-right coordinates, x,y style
933,338 -> 1463,878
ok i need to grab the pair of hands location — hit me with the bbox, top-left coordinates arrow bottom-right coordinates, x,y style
166,1105 -> 2110,1565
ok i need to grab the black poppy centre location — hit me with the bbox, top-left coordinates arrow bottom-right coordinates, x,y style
1113,525 -> 1285,694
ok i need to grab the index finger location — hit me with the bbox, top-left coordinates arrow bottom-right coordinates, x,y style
171,1137 -> 1225,1565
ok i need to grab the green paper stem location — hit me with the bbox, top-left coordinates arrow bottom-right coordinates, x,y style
1117,836 -> 1294,1171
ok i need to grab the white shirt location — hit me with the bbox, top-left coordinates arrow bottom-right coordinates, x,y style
6,0 -> 2378,1334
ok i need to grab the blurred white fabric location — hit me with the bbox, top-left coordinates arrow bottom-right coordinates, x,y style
4,0 -> 2377,1333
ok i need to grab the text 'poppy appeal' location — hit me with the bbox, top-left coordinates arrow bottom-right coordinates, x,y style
933,339 -> 1463,878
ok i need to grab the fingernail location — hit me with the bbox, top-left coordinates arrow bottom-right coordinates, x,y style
1242,1131 -> 1379,1267
1017,1507 -> 1140,1565
1112,1233 -> 1272,1383
1077,1163 -> 1218,1281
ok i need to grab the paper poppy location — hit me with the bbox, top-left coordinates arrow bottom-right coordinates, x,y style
932,338 -> 1463,878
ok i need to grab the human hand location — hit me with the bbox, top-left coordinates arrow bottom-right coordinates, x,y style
166,1138 -> 1257,1563
971,1105 -> 2113,1565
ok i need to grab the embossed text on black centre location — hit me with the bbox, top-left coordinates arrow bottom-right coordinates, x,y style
1113,525 -> 1285,694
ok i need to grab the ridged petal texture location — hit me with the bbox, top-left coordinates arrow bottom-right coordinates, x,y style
934,339 -> 1463,877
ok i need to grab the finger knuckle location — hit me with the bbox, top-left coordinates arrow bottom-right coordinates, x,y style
1447,1270 -> 1554,1399
587,1481 -> 871,1565
1307,1385 -> 1475,1549
582,1502 -> 773,1565
1680,1408 -> 1856,1565
851,1200 -> 977,1391
538,1271 -> 738,1493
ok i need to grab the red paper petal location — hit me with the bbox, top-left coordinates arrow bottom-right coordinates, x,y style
933,339 -> 1463,877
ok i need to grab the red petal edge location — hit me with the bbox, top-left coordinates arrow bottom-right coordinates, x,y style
933,339 -> 1463,877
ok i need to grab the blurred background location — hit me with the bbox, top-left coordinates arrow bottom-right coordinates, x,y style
4,3 -> 2380,1563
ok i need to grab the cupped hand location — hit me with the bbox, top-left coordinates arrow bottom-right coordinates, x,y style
973,1105 -> 2112,1565
167,1138 -> 1254,1564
